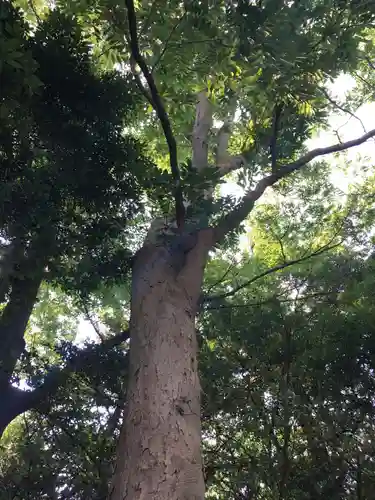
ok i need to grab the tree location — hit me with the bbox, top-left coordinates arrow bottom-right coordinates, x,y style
56,2 -> 375,499
0,2 -> 153,436
3,0 -> 375,499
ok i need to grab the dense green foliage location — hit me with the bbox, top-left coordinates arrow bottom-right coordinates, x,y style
0,3 -> 154,293
1,0 -> 375,498
3,188 -> 375,498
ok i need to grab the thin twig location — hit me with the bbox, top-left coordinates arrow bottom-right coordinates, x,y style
151,12 -> 187,73
203,242 -> 341,303
354,71 -> 373,90
205,291 -> 337,311
320,87 -> 367,134
365,55 -> 375,72
139,0 -> 157,36
203,260 -> 238,298
28,0 -> 42,23
81,301 -> 105,342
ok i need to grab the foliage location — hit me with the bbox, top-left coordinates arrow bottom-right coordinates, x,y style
0,2 -> 155,295
2,0 -> 375,499
3,200 -> 375,498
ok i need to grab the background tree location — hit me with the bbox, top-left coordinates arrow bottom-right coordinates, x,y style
0,2 -> 155,435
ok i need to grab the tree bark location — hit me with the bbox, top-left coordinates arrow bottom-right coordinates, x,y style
0,240 -> 45,436
0,263 -> 43,393
108,230 -> 212,500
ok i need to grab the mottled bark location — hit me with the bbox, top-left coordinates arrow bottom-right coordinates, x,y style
108,230 -> 212,500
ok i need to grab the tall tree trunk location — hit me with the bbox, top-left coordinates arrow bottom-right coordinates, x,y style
0,265 -> 43,392
108,230 -> 211,500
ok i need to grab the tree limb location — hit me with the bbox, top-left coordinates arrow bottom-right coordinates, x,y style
205,291 -> 338,311
129,56 -> 155,106
270,104 -> 283,172
202,242 -> 340,304
213,128 -> 375,244
0,330 -> 130,437
124,0 -> 185,228
215,115 -> 247,178
216,121 -> 232,168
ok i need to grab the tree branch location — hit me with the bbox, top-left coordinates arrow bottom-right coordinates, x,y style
202,242 -> 340,304
124,0 -> 185,228
81,301 -> 105,342
0,330 -> 130,437
129,57 -> 155,106
213,128 -> 375,244
216,121 -> 232,168
215,114 -> 247,178
151,12 -> 187,73
205,291 -> 337,311
270,104 -> 283,172
319,87 -> 367,134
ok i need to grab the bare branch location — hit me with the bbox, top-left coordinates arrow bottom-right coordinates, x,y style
216,123 -> 247,175
125,0 -> 185,228
213,128 -> 375,244
215,112 -> 248,178
216,121 -> 232,168
205,291 -> 337,311
270,104 -> 283,173
202,242 -> 340,304
320,87 -> 367,134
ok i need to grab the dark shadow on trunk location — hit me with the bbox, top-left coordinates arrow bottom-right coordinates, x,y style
0,261 -> 43,392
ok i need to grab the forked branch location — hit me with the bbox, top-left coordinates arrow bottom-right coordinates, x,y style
213,128 -> 375,243
125,0 -> 185,227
